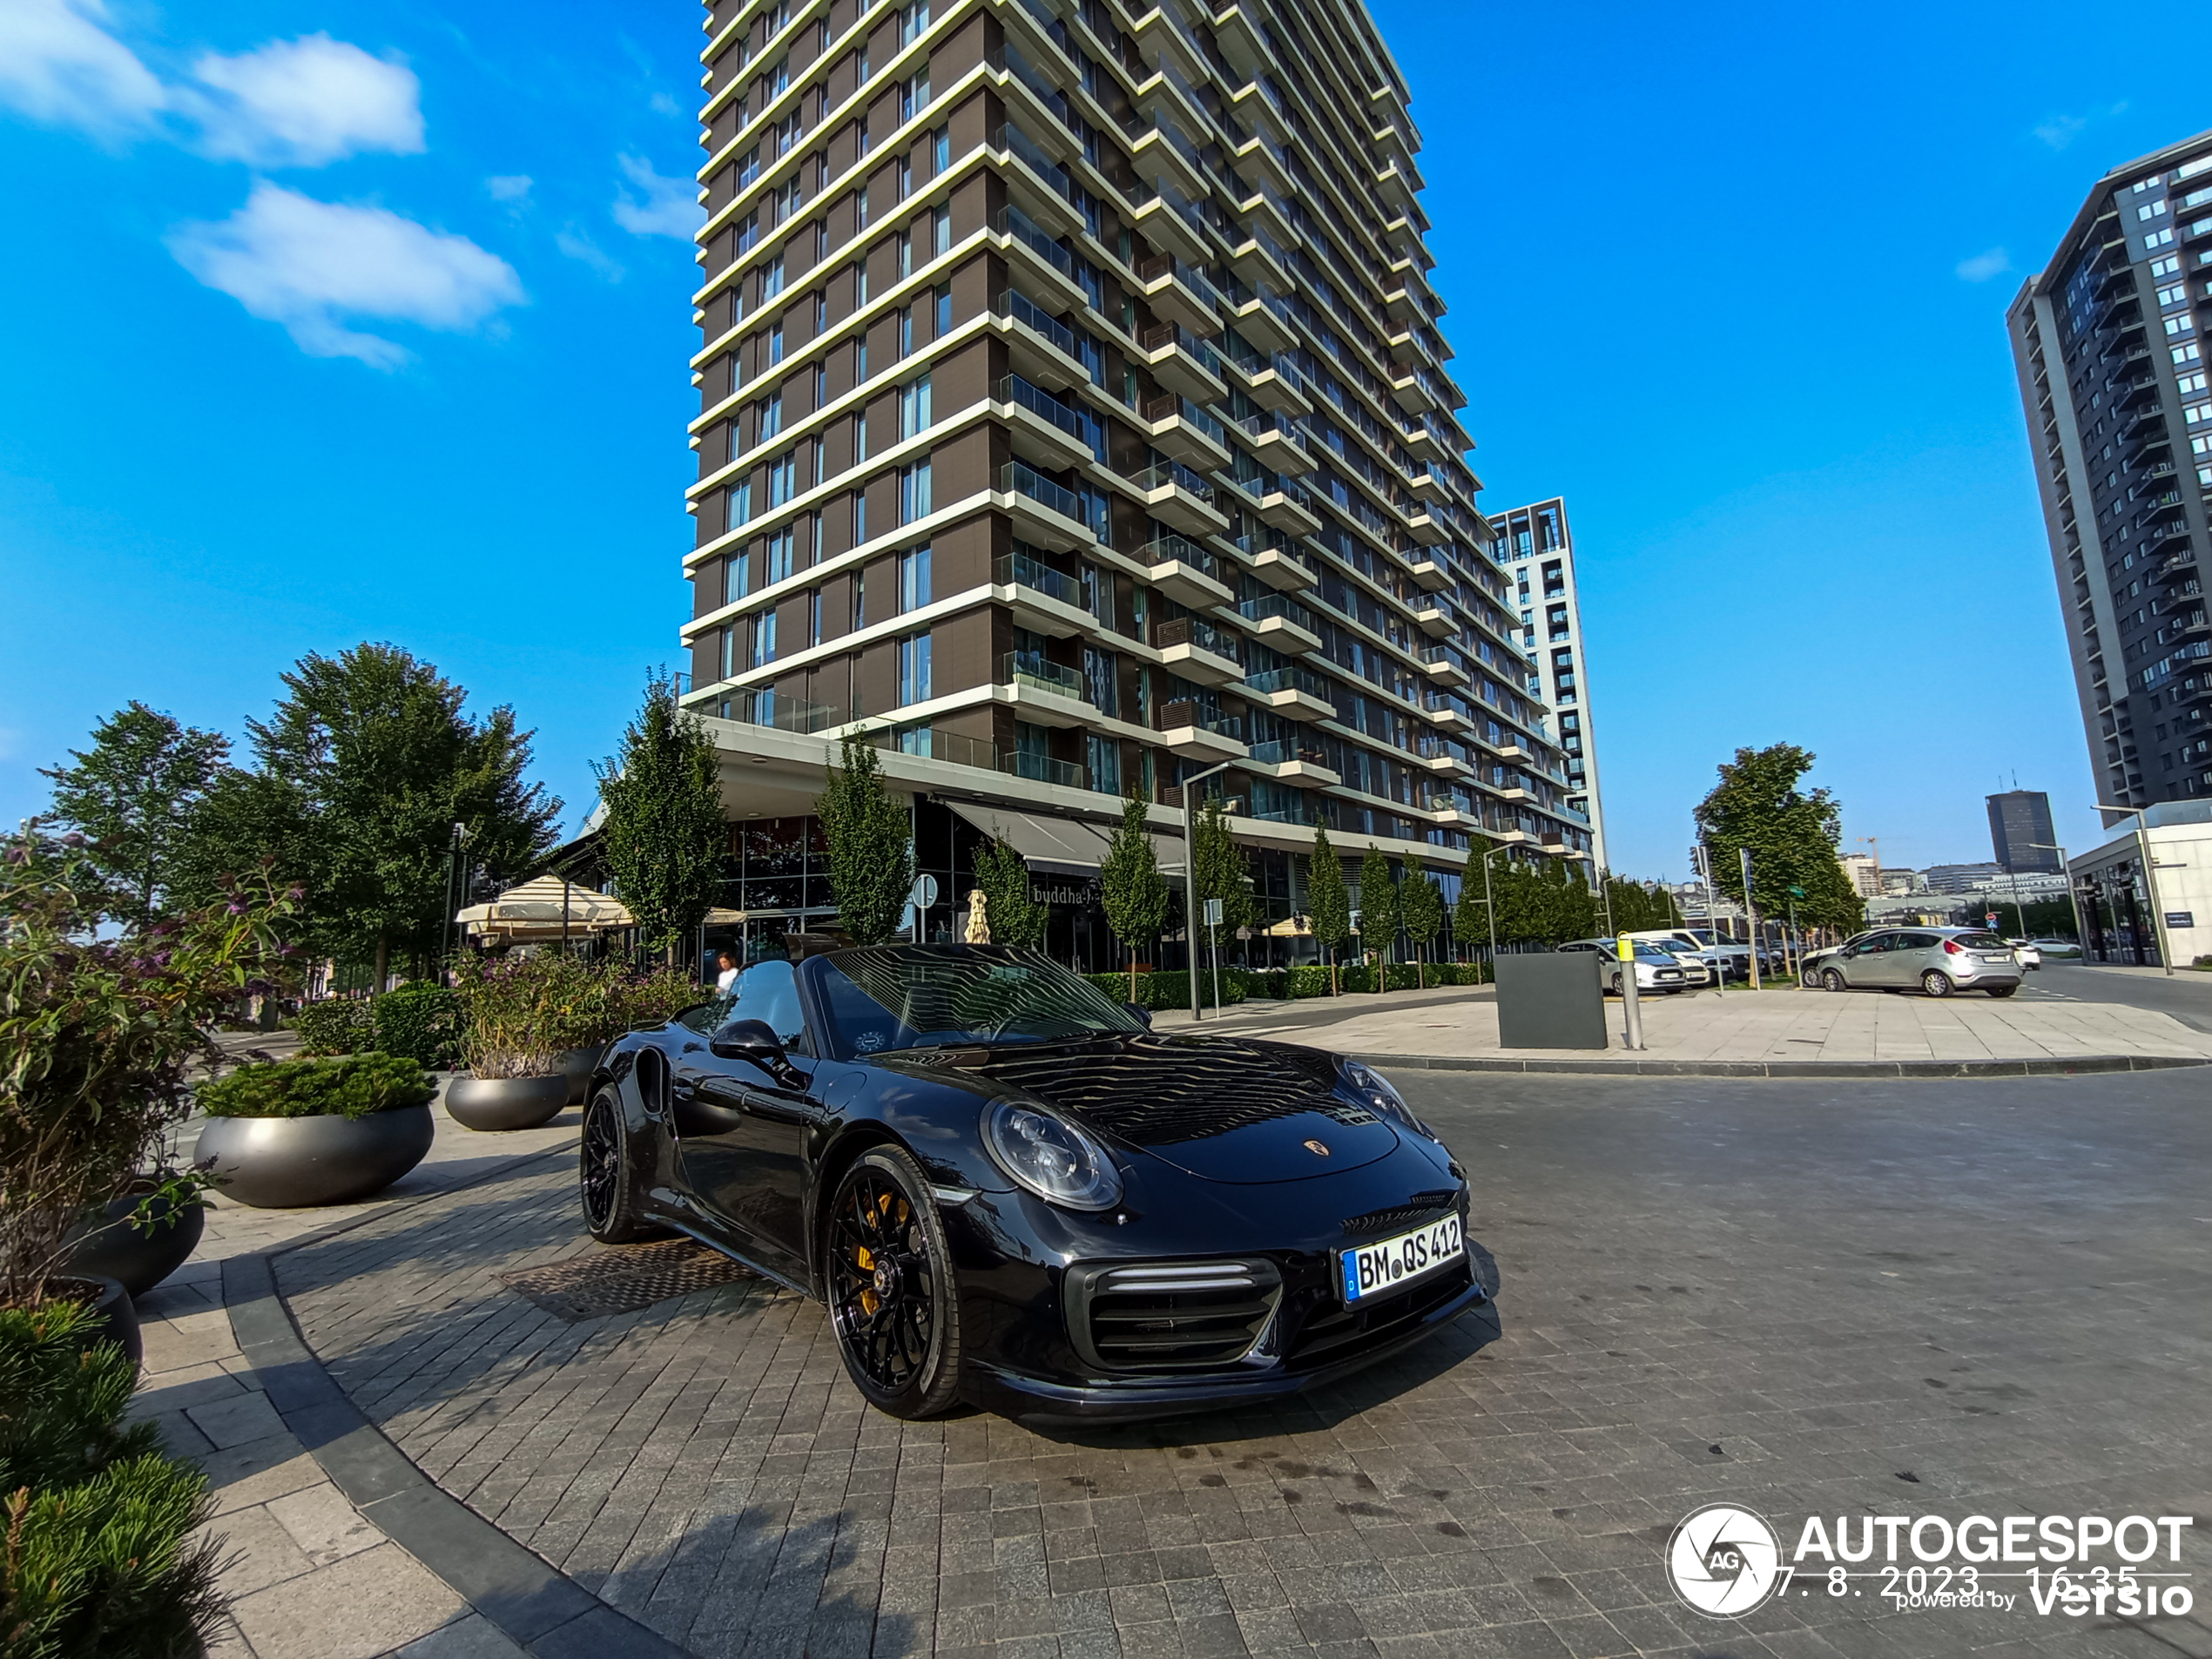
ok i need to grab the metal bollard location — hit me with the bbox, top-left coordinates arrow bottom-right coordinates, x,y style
1616,934 -> 1645,1050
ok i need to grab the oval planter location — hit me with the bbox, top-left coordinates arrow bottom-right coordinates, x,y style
58,1180 -> 206,1298
446,1075 -> 569,1132
194,1105 -> 435,1208
555,1045 -> 604,1106
47,1274 -> 141,1369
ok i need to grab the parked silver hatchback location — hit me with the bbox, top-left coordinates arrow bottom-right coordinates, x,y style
1813,927 -> 2023,998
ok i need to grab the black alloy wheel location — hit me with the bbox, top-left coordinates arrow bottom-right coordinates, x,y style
580,1089 -> 659,1243
826,1146 -> 962,1419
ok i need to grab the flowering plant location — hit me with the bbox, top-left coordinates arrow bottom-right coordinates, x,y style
451,952 -> 706,1077
0,822 -> 300,1306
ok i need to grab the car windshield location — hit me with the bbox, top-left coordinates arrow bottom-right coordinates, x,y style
813,944 -> 1146,1058
674,960 -> 808,1047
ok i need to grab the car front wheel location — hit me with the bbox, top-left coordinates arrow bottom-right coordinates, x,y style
826,1145 -> 964,1420
1821,968 -> 1847,992
581,1089 -> 661,1244
1921,970 -> 1955,998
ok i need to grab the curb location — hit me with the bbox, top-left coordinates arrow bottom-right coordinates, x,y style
1355,1051 -> 2212,1079
219,1147 -> 691,1659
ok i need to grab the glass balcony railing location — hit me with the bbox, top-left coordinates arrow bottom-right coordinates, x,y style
726,688 -> 840,735
1002,748 -> 1083,787
1000,460 -> 1083,523
996,374 -> 1083,441
1157,700 -> 1242,740
994,549 -> 1081,606
1142,394 -> 1225,444
1139,322 -> 1222,374
1003,650 -> 1088,700
1138,534 -> 1216,576
1135,253 -> 1222,310
993,206 -> 1072,277
1237,408 -> 1308,451
1131,460 -> 1216,502
1238,593 -> 1315,631
1245,739 -> 1326,768
1243,665 -> 1328,699
1154,617 -> 1241,661
998,288 -> 1078,359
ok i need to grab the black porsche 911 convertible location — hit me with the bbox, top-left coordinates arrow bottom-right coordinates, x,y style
579,942 -> 1489,1424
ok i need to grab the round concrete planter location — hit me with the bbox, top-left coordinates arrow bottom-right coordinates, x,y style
58,1180 -> 206,1297
556,1045 -> 604,1106
195,1106 -> 435,1208
446,1074 -> 569,1131
48,1274 -> 141,1368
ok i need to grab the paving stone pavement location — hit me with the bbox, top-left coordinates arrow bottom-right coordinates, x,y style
270,1068 -> 2212,1658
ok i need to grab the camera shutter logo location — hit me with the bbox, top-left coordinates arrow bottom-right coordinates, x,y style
1667,1504 -> 1784,1618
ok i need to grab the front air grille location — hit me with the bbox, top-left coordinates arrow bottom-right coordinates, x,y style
1339,1190 -> 1460,1238
1068,1258 -> 1283,1373
1285,1256 -> 1474,1370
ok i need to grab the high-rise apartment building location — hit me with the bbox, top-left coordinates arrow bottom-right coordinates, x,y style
1986,788 -> 2060,873
672,0 -> 1589,964
2008,129 -> 2212,816
1486,497 -> 1606,867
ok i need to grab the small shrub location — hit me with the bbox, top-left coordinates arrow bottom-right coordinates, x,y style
196,1054 -> 435,1120
0,1299 -> 224,1657
1286,966 -> 1335,998
372,987 -> 461,1069
292,998 -> 374,1056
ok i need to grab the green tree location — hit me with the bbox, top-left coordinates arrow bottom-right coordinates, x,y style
1099,793 -> 1169,1000
1453,838 -> 1496,965
1357,845 -> 1399,990
38,703 -> 230,929
973,840 -> 1048,946
1693,744 -> 1866,934
1493,856 -> 1550,949
1540,859 -> 1597,943
1400,868 -> 1443,987
179,644 -> 561,985
1306,825 -> 1352,995
1192,796 -> 1254,965
817,732 -> 914,946
597,674 -> 727,958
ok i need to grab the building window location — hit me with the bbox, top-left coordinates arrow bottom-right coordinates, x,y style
897,543 -> 932,611
759,393 -> 782,440
898,632 -> 932,702
719,624 -> 736,680
900,64 -> 930,122
934,280 -> 952,337
725,481 -> 752,532
725,549 -> 749,603
933,206 -> 951,257
896,156 -> 912,201
899,459 -> 931,523
899,374 -> 932,437
852,488 -> 868,545
752,610 -> 778,668
852,565 -> 867,631
1087,734 -> 1121,795
767,453 -> 798,508
900,1 -> 930,45
809,587 -> 822,646
768,320 -> 785,363
1083,646 -> 1118,717
933,125 -> 950,173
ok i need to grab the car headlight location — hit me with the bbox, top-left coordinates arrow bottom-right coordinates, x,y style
1339,1062 -> 1435,1140
982,1099 -> 1123,1211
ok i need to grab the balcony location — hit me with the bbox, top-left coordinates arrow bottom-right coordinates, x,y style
1413,600 -> 1454,639
1155,616 -> 1243,685
1388,363 -> 1441,413
1132,459 -> 1230,536
1225,281 -> 1295,353
1405,552 -> 1452,591
1140,321 -> 1228,403
1423,697 -> 1474,734
1139,534 -> 1234,609
1001,747 -> 1086,788
1418,646 -> 1468,686
1243,665 -> 1334,721
993,550 -> 1095,638
1237,592 -> 1322,653
1001,650 -> 1092,727
1414,747 -> 1474,780
1238,408 -> 1313,475
1127,185 -> 1209,266
995,289 -> 1086,392
1405,505 -> 1448,546
996,374 -> 1094,469
1155,698 -> 1245,760
1235,536 -> 1317,592
722,687 -> 840,735
1241,740 -> 1339,786
992,205 -> 1084,311
995,122 -> 1083,239
998,461 -> 1096,552
1141,393 -> 1231,471
1255,476 -> 1321,537
1136,253 -> 1221,336
1227,350 -> 1312,415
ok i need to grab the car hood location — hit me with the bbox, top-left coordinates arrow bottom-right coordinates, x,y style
906,1032 -> 1401,1184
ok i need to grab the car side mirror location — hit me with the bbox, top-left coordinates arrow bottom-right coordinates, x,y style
1123,1002 -> 1152,1028
710,1018 -> 799,1082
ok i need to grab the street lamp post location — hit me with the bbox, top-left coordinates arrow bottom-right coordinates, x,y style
1480,843 -> 1512,972
1181,759 -> 1237,1020
2093,803 -> 2175,977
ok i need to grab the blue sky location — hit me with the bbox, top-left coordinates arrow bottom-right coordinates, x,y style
0,0 -> 2199,880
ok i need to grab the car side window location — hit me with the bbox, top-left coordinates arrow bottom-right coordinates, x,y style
1851,935 -> 1889,956
1896,933 -> 1937,951
727,960 -> 809,1052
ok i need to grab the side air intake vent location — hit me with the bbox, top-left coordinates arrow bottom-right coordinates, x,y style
1067,1259 -> 1284,1372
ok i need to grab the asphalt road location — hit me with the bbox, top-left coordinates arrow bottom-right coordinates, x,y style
2016,958 -> 2212,1033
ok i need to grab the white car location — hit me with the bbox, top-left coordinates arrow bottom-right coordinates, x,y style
1559,939 -> 1691,995
1624,927 -> 1738,983
2005,939 -> 2042,970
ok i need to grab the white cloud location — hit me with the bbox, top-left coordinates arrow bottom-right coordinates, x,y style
182,33 -> 422,167
556,226 -> 625,281
649,90 -> 681,118
612,152 -> 698,239
2033,114 -> 2087,151
1956,247 -> 2013,283
487,173 -> 533,203
169,181 -> 523,368
0,0 -> 166,136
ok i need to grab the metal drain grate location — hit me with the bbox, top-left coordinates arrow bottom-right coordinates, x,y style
497,1238 -> 757,1322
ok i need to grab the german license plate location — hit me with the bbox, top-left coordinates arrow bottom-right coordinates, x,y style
1339,1214 -> 1464,1303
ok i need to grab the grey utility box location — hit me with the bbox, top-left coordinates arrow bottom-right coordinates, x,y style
1494,952 -> 1608,1050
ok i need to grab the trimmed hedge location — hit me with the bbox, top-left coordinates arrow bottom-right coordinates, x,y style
293,998 -> 374,1056
0,1299 -> 223,1656
1086,968 -> 1244,1010
372,987 -> 462,1069
197,1053 -> 436,1120
1089,961 -> 1492,1007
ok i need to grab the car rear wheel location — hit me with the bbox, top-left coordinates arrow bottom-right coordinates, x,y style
580,1089 -> 661,1244
826,1146 -> 963,1420
1921,970 -> 1955,998
1821,968 -> 1847,992
1985,984 -> 2019,998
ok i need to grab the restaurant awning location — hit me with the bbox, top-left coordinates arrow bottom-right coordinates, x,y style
456,873 -> 633,931
946,803 -> 1112,875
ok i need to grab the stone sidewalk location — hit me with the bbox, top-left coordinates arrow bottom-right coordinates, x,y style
137,1087 -> 587,1659
1152,978 -> 2212,1072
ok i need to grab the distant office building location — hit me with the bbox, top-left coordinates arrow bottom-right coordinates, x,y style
1924,862 -> 2005,894
1987,790 -> 2060,873
2006,128 -> 2212,816
1839,853 -> 1883,898
1880,867 -> 1925,896
1487,498 -> 1607,867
